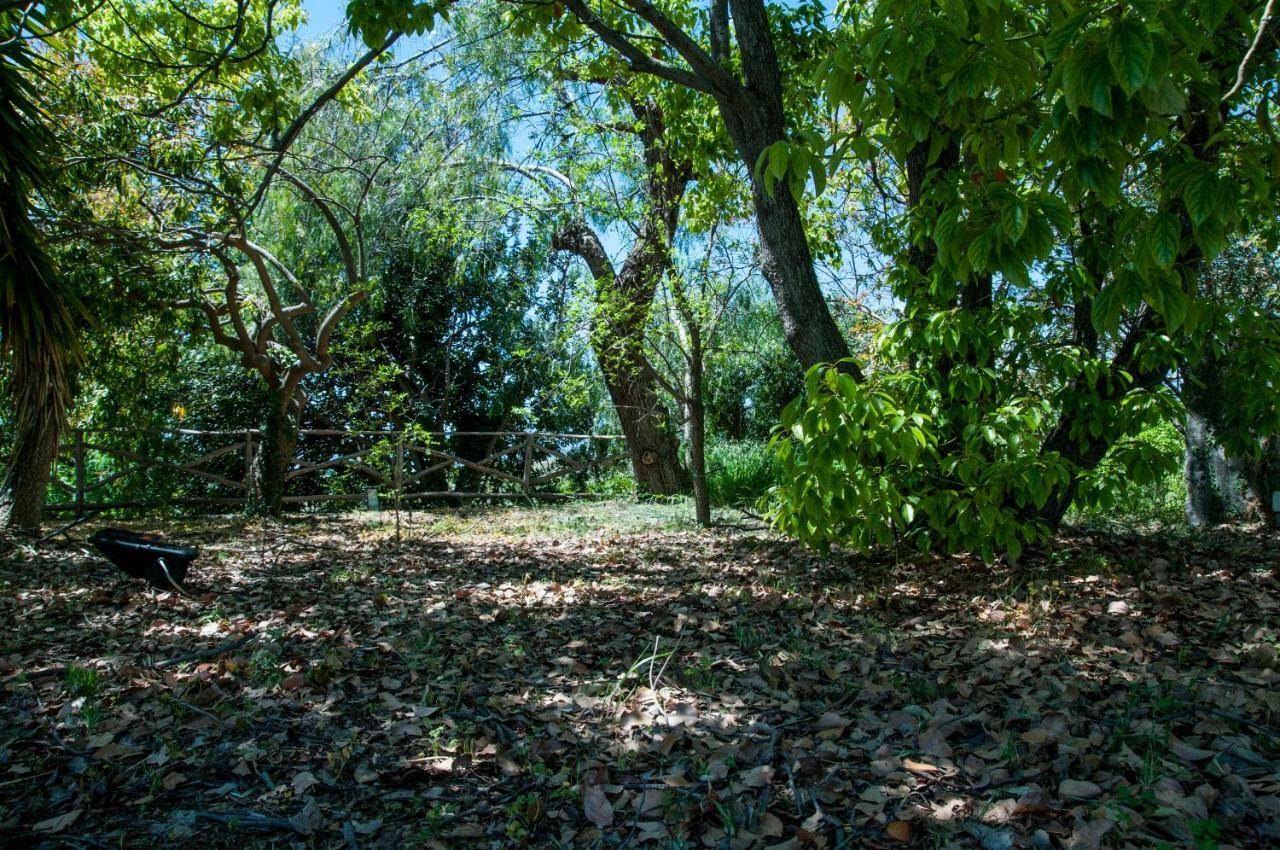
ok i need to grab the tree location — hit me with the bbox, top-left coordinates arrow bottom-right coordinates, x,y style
1182,240 -> 1280,523
0,8 -> 83,533
498,0 -> 861,375
544,95 -> 694,495
171,199 -> 366,513
773,0 -> 1280,557
33,1 -> 413,515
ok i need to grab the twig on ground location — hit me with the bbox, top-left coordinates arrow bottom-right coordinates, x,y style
748,725 -> 781,831
150,632 -> 257,669
190,810 -> 295,832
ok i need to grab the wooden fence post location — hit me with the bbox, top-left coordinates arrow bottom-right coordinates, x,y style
243,429 -> 255,508
522,432 -> 534,493
74,430 -> 86,518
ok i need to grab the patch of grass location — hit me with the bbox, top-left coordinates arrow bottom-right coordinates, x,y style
248,646 -> 284,687
328,564 -> 372,585
678,655 -> 717,690
706,440 -> 781,507
64,665 -> 100,698
733,623 -> 765,654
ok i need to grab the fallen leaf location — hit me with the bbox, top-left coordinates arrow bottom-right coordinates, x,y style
33,809 -> 82,834
886,820 -> 912,843
1068,817 -> 1116,850
583,785 -> 613,828
1059,779 -> 1103,800
292,770 -> 318,794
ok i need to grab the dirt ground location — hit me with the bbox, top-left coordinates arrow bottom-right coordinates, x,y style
1,503 -> 1278,849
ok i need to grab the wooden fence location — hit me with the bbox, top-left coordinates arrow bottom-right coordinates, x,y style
38,428 -> 629,514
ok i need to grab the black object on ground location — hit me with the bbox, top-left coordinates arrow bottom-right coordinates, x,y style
89,528 -> 199,591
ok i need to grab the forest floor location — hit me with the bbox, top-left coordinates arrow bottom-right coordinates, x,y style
1,502 -> 1278,850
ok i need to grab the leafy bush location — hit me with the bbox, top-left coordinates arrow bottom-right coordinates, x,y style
770,350 -> 1180,560
584,470 -> 636,498
706,440 -> 781,507
1072,421 -> 1187,527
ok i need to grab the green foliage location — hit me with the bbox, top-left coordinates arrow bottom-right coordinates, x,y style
1,6 -> 83,431
773,353 -> 1067,560
764,0 -> 1280,555
347,0 -> 451,47
705,440 -> 781,507
1073,421 -> 1187,526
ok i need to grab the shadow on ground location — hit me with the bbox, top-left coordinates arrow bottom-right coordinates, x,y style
1,505 -> 1278,849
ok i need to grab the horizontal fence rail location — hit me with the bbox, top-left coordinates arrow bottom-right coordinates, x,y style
30,429 -> 629,515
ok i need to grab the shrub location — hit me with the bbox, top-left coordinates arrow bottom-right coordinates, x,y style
706,440 -> 781,507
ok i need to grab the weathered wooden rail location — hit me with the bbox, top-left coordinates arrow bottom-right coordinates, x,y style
39,428 -> 629,514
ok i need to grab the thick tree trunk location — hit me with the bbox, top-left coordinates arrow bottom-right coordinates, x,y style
1243,437 -> 1280,520
551,99 -> 692,496
1184,412 -> 1242,526
716,108 -> 858,377
0,414 -> 60,534
252,390 -> 298,517
610,368 -> 688,495
711,0 -> 857,377
555,223 -> 688,495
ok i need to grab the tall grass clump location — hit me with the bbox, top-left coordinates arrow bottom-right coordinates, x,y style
707,440 -> 781,507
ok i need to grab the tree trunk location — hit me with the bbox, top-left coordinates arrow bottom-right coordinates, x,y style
1242,436 -> 1280,521
715,106 -> 858,377
252,389 -> 298,517
685,324 -> 711,527
0,413 -> 60,534
608,366 -> 688,496
1184,412 -> 1242,526
712,0 -> 858,377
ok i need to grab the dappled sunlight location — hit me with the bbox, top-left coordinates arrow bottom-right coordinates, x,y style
1,510 -> 1277,847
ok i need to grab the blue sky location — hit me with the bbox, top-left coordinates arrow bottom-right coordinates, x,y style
296,0 -> 348,42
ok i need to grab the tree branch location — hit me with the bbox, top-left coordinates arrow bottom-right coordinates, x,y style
618,0 -> 739,94
244,30 -> 401,216
1222,0 -> 1278,102
557,0 -> 717,93
552,220 -> 615,281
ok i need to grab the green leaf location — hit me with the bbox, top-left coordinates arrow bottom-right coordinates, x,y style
1108,19 -> 1154,95
1001,198 -> 1029,242
1046,8 -> 1094,61
1147,213 -> 1180,268
1183,176 -> 1215,226
1081,52 -> 1114,116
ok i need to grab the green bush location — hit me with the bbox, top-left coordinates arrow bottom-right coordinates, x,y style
1071,420 -> 1187,527
707,440 -> 781,507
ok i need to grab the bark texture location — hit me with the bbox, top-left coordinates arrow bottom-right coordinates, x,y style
0,411 -> 60,532
552,99 -> 690,496
251,390 -> 300,517
712,0 -> 858,375
558,0 -> 858,376
1184,411 -> 1244,526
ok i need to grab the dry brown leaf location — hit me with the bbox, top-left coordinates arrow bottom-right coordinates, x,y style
1059,779 -> 1103,800
886,820 -> 912,843
583,785 -> 613,828
32,809 -> 82,834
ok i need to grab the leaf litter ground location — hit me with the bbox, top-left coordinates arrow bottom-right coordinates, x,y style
1,502 -> 1278,849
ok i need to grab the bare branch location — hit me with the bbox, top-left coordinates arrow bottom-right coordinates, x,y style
618,0 -> 739,94
274,167 -> 360,291
314,290 -> 368,365
1223,0 -> 1277,102
245,31 -> 402,216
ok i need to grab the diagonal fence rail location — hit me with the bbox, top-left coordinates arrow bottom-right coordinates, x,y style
35,429 -> 629,514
